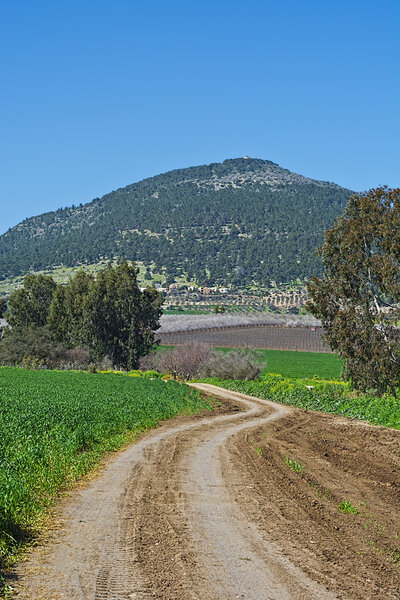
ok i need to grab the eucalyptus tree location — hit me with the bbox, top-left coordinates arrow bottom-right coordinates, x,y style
7,274 -> 56,328
307,187 -> 400,394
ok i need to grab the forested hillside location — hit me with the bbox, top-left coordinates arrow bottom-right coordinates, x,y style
0,158 -> 352,285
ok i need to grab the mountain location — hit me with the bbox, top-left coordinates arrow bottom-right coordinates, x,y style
0,158 -> 352,286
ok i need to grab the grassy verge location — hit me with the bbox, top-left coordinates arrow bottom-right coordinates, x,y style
197,374 -> 400,430
0,367 -> 212,587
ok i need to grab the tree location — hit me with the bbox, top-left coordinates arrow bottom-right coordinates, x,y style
0,264 -> 162,370
85,262 -> 163,369
0,297 -> 7,318
306,187 -> 400,394
7,274 -> 57,328
48,269 -> 94,346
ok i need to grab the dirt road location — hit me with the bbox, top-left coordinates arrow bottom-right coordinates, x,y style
10,385 -> 400,599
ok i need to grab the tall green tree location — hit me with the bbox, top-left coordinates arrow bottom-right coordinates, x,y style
7,274 -> 57,328
0,297 -> 7,318
85,262 -> 163,369
306,187 -> 400,394
48,269 -> 94,346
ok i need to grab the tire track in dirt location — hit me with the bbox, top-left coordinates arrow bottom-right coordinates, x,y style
11,385 -> 336,600
184,385 -> 336,600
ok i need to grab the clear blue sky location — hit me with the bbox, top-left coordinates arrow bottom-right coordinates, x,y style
1,0 -> 399,234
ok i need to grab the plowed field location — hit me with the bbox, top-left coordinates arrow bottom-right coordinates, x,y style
159,325 -> 330,352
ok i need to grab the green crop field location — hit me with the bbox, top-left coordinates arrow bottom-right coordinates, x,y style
259,349 -> 342,379
215,348 -> 343,380
0,367 -> 212,577
158,346 -> 343,380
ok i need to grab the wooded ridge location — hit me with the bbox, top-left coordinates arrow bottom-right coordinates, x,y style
0,158 -> 352,285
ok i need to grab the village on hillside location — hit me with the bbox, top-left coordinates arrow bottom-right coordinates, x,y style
156,282 -> 306,313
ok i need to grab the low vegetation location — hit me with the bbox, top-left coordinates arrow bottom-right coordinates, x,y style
284,456 -> 304,473
0,367 -> 212,577
198,373 -> 400,430
202,348 -> 262,380
338,500 -> 359,515
143,342 -> 263,381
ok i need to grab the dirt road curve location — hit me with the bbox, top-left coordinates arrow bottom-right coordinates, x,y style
11,385 -> 400,599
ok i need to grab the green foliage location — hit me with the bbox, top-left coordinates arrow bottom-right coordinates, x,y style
307,187 -> 400,394
6,274 -> 56,328
48,269 -> 94,346
84,262 -> 163,369
2,263 -> 163,371
214,304 -> 225,314
198,374 -> 400,429
0,326 -> 67,368
338,500 -> 358,514
0,158 -> 351,285
0,367 -> 211,571
260,349 -> 342,379
164,308 -> 212,315
284,456 -> 304,473
0,298 -> 7,318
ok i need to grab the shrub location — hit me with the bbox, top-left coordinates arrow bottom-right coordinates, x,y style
0,326 -> 68,369
157,342 -> 212,379
139,369 -> 163,379
139,351 -> 161,371
202,349 -> 263,380
93,355 -> 114,371
21,355 -> 45,370
60,346 -> 91,370
214,304 -> 225,313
